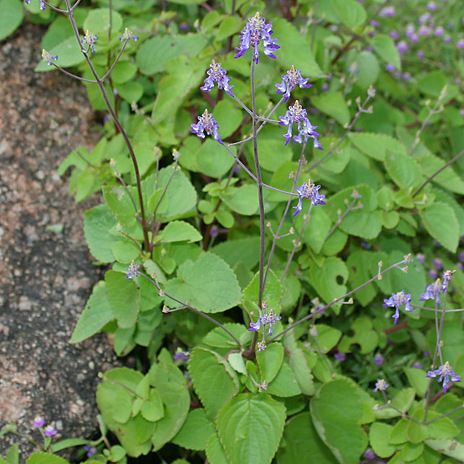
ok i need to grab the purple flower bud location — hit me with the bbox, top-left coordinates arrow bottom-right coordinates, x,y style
84,445 -> 97,457
379,6 -> 395,18
443,35 -> 452,43
33,416 -> 45,428
389,30 -> 399,40
426,1 -> 437,11
460,110 -> 464,119
292,179 -> 326,216
201,60 -> 234,96
419,12 -> 432,25
434,26 -> 445,36
416,253 -> 425,263
374,353 -> 384,366
417,50 -> 426,59
396,41 -> 409,55
457,39 -> 464,49
126,261 -> 140,279
418,25 -> 431,36
234,12 -> 279,64
275,65 -> 311,102
412,362 -> 423,369
383,291 -> 413,324
408,33 -> 419,43
44,425 -> 57,437
81,30 -> 98,54
25,0 -> 46,10
385,64 -> 396,72
334,352 -> 346,362
41,49 -> 58,66
429,269 -> 438,279
433,258 -> 443,270
373,379 -> 389,392
364,448 -> 377,459
370,20 -> 380,27
119,28 -> 139,42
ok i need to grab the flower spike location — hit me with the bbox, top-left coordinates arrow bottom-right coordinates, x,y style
201,60 -> 234,96
275,66 -> 312,102
191,109 -> 223,144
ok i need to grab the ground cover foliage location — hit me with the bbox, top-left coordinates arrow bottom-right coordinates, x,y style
2,0 -> 464,463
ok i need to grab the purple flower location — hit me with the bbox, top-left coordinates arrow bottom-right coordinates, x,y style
191,109 -> 222,143
383,291 -> 413,324
412,362 -> 423,369
418,12 -> 432,25
41,49 -> 58,66
418,25 -> 431,36
443,35 -> 451,44
379,6 -> 395,18
44,425 -> 57,437
433,258 -> 443,270
459,251 -> 464,262
396,41 -> 409,55
257,340 -> 267,352
234,12 -> 279,64
457,39 -> 464,49
119,28 -> 139,42
417,50 -> 426,59
84,445 -> 97,457
373,379 -> 389,392
293,179 -> 326,216
389,30 -> 399,40
126,261 -> 140,279
249,309 -> 282,336
275,65 -> 311,102
25,0 -> 46,10
385,64 -> 396,72
173,349 -> 190,361
364,448 -> 377,459
279,100 -> 321,147
401,72 -> 412,81
427,361 -> 461,393
334,352 -> 346,362
201,60 -> 234,96
434,26 -> 445,36
420,278 -> 446,307
370,20 -> 380,27
416,253 -> 425,263
81,30 -> 98,54
374,353 -> 384,366
429,269 -> 438,279
33,416 -> 45,428
408,33 -> 419,43
426,1 -> 437,11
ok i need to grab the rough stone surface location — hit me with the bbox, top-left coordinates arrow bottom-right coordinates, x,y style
0,22 -> 121,460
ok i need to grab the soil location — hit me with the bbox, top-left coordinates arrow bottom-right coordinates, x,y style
0,22 -> 121,461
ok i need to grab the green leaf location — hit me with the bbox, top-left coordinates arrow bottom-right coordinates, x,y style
203,323 -> 250,349
213,99 -> 243,138
419,202 -> 459,252
355,51 -> 380,89
70,281 -> 114,343
217,393 -> 286,464
26,453 -> 70,464
0,0 -> 23,41
257,343 -> 284,384
300,206 -> 332,254
158,221 -> 202,244
189,347 -> 239,419
273,18 -> 323,77
384,151 -> 423,189
105,271 -> 140,328
141,389 -> 164,422
36,36 -> 85,72
425,439 -> 464,461
83,8 -> 122,35
242,269 -> 283,315
276,412 -> 335,463
212,237 -> 260,270
370,34 -> 401,70
266,361 -> 301,397
418,153 -> 464,195
220,184 -> 259,216
349,133 -> 406,161
310,379 -> 367,464
206,432 -> 230,464
403,368 -> 429,397
111,60 -> 138,84
312,91 -> 350,126
149,350 -> 190,451
369,423 -> 396,458
164,252 -> 241,313
84,204 -> 119,263
331,0 -> 366,28
172,409 -> 215,451
417,71 -> 448,98
307,257 -> 348,306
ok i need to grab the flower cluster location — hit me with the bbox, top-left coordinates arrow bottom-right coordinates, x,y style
126,261 -> 141,279
427,361 -> 461,393
234,12 -> 279,64
383,290 -> 413,324
201,60 -> 234,96
249,308 -> 282,337
293,179 -> 326,217
81,30 -> 98,54
275,65 -> 311,102
373,379 -> 389,392
420,270 -> 454,307
191,109 -> 222,144
119,28 -> 139,42
42,49 -> 57,66
32,416 -> 57,437
279,100 -> 322,148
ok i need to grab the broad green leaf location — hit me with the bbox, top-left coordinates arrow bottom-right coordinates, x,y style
36,36 -> 85,72
242,269 -> 283,315
70,281 -> 114,343
417,71 -> 448,98
141,389 -> 164,422
158,221 -> 202,244
257,343 -> 284,384
276,412 -> 335,464
272,18 -> 322,77
0,0 -> 23,41
26,453 -> 70,464
312,92 -> 350,126
189,348 -> 239,419
203,323 -> 251,349
355,51 -> 380,89
417,153 -> 464,195
220,184 -> 259,216
212,237 -> 260,270
116,81 -> 143,103
84,204 -> 119,262
419,202 -> 459,252
311,379 -> 367,464
105,270 -> 140,328
217,393 -> 286,464
384,151 -> 423,189
149,350 -> 190,450
346,251 -> 378,306
307,257 -> 348,306
83,8 -> 122,35
369,423 -> 396,458
111,239 -> 140,263
403,368 -> 428,397
426,412 -> 460,440
338,317 -> 378,354
300,206 -> 332,254
370,34 -> 401,70
331,0 -> 366,28
425,439 -> 464,460
266,361 -> 301,397
164,252 -> 241,313
349,133 -> 406,161
172,409 -> 215,451
213,99 -> 243,138
206,432 -> 230,464
111,60 -> 138,84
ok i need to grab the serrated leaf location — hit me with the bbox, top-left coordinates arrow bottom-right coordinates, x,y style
26,453 -> 71,464
158,221 -> 202,244
105,270 -> 140,328
242,269 -> 283,314
308,257 -> 348,305
217,393 -> 286,464
203,323 -> 250,349
419,202 -> 459,252
266,361 -> 301,397
311,379 -> 367,464
370,34 -> 401,70
276,412 -> 335,463
384,151 -> 423,189
418,153 -> 464,194
206,432 -> 230,464
331,0 -> 366,28
312,91 -> 350,126
220,184 -> 259,216
149,350 -> 190,451
212,237 -> 260,270
349,133 -> 406,161
257,343 -> 284,384
425,439 -> 464,460
0,0 -> 23,41
164,252 -> 241,313
189,347 -> 239,419
70,281 -> 114,343
172,409 -> 215,451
